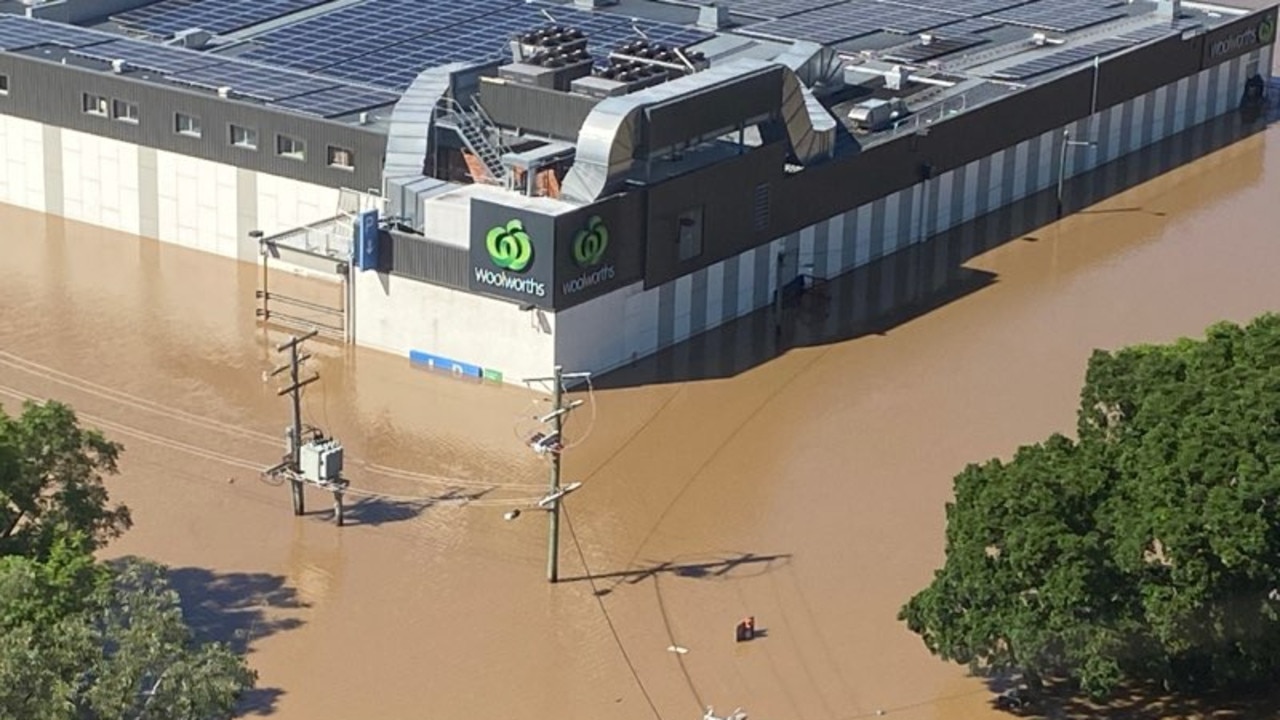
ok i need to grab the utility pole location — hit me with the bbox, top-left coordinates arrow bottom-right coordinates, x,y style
262,329 -> 349,525
521,365 -> 590,583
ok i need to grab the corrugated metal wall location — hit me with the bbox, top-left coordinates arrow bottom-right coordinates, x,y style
388,230 -> 469,289
477,81 -> 598,142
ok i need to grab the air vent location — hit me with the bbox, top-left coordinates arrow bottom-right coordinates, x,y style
752,183 -> 771,232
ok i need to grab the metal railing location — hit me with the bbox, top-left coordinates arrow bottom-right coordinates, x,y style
438,96 -> 510,184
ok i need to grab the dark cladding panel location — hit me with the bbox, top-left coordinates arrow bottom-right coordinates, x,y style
1095,33 -> 1202,109
644,66 -> 783,152
552,191 -> 647,308
1200,7 -> 1277,69
644,143 -> 788,288
468,199 -> 557,308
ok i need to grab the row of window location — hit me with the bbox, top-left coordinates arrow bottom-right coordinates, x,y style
79,92 -> 355,170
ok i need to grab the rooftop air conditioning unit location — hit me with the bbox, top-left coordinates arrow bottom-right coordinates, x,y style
919,33 -> 934,46
111,59 -> 126,73
217,86 -> 232,98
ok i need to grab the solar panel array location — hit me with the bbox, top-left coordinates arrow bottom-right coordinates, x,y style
0,14 -> 112,50
170,61 -> 342,101
714,0 -> 850,21
1116,22 -> 1183,44
882,35 -> 987,63
235,0 -> 711,91
991,36 -> 1130,79
70,38 -> 225,74
272,85 -> 402,118
112,0 -> 329,39
882,0 -> 1028,15
986,0 -> 1126,33
740,0 -> 969,45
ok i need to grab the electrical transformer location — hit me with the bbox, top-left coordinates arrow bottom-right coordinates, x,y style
299,438 -> 344,483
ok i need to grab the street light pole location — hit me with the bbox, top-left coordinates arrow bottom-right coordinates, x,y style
1056,129 -> 1098,218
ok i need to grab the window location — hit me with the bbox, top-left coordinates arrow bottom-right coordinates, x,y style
676,207 -> 704,262
276,134 -> 305,161
112,99 -> 139,124
230,124 -> 258,150
326,145 -> 354,170
175,112 -> 201,138
82,93 -> 108,117
0,74 -> 9,95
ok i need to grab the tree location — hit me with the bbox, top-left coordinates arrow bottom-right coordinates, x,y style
0,400 -> 131,559
900,314 -> 1280,698
0,400 -> 255,718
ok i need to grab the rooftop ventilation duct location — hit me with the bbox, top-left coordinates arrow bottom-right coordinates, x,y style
110,59 -> 125,73
919,33 -> 934,46
217,86 -> 232,98
697,4 -> 731,30
173,28 -> 211,50
1156,0 -> 1182,19
884,64 -> 909,90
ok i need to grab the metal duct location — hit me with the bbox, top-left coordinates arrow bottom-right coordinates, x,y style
383,63 -> 467,231
561,58 -> 838,203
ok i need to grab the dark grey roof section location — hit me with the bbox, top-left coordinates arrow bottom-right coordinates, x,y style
383,63 -> 465,231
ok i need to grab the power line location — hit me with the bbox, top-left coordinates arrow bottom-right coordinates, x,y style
563,505 -> 665,720
0,348 -> 539,491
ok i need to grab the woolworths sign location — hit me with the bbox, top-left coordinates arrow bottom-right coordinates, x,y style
467,196 -> 643,310
1205,12 -> 1276,63
468,200 -> 555,306
561,215 -> 616,297
474,219 -> 547,299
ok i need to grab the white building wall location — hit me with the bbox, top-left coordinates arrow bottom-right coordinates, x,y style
354,271 -> 556,383
62,130 -> 140,235
0,115 -> 45,212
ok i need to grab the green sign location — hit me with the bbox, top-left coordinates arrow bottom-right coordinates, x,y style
572,216 -> 609,268
1261,15 -> 1275,44
486,219 -> 533,272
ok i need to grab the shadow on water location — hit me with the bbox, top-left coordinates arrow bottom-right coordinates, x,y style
560,551 -> 792,586
984,677 -> 1280,720
167,567 -> 310,716
596,108 -> 1270,389
336,486 -> 492,526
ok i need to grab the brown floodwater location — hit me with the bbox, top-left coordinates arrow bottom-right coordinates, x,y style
2,64 -> 1279,720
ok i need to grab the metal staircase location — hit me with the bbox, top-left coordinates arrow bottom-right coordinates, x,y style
439,97 -> 509,184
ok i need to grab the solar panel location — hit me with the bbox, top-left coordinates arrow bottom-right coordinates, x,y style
985,0 -> 1126,33
0,14 -> 115,50
938,17 -> 1005,34
272,85 -> 402,118
715,0 -> 849,21
882,0 -> 1028,16
320,2 -> 710,90
69,39 -> 226,74
991,37 -> 1130,79
168,61 -> 341,101
882,35 -> 987,63
1117,22 -> 1181,44
237,0 -> 521,72
739,0 -> 963,45
112,0 -> 330,38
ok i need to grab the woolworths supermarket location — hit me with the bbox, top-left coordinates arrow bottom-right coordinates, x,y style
0,0 -> 1274,384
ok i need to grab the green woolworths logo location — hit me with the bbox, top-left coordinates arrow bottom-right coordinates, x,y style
486,219 -> 533,272
573,216 -> 609,268
1261,16 -> 1276,44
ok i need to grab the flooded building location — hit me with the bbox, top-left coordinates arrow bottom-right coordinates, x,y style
0,0 -> 1274,383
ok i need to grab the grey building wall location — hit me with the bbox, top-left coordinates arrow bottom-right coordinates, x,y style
0,52 -> 386,193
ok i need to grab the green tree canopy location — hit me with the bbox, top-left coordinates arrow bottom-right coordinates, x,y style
0,400 -> 255,718
901,314 -> 1280,698
0,400 -> 131,559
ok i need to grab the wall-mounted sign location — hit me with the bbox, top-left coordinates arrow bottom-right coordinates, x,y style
469,200 -> 555,305
353,208 -> 379,271
1203,9 -> 1277,66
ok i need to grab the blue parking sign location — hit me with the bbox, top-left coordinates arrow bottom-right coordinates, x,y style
353,209 -> 379,271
